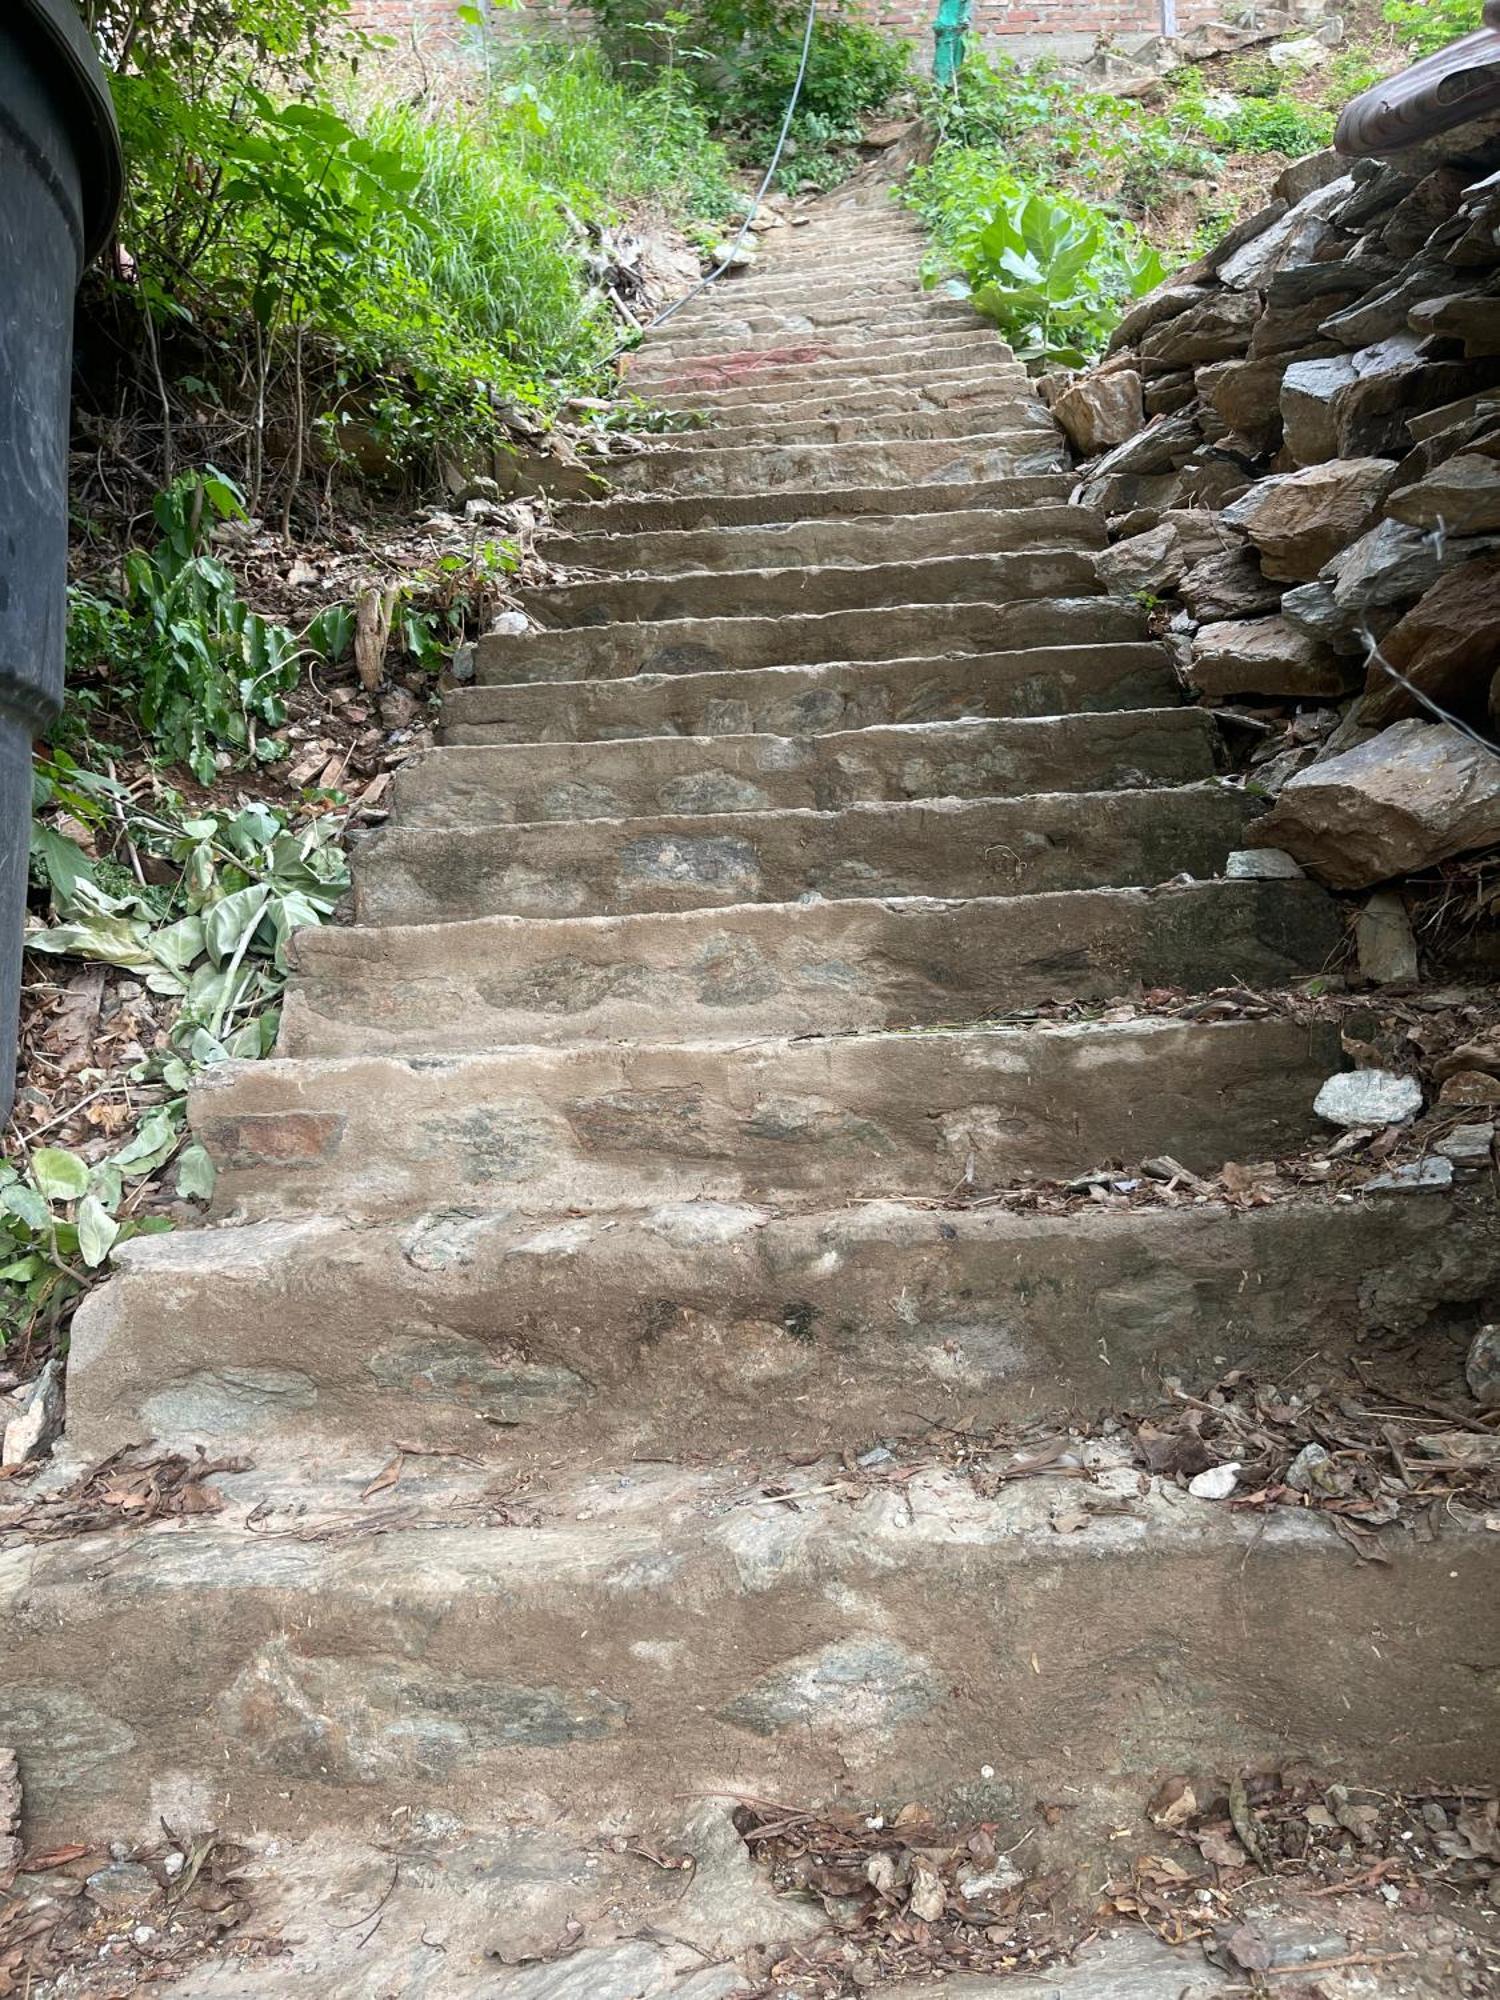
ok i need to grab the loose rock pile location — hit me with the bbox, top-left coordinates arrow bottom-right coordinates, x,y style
1048,108 -> 1500,897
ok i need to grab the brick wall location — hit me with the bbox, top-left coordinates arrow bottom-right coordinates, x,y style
348,0 -> 1230,54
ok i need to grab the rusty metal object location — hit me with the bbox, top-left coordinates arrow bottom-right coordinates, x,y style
1336,0 -> 1500,156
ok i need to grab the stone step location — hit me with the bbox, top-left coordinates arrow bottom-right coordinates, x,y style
442,643 -> 1182,746
522,548 -> 1100,631
65,1185 -> 1494,1471
281,879 -> 1340,1054
631,317 -> 988,370
675,272 -> 928,317
677,275 -> 931,316
629,336 -> 1004,397
652,368 -> 1029,424
642,306 -> 971,364
652,361 -> 1028,418
542,501 -> 1105,576
347,785 -> 1255,927
646,294 -> 965,342
193,1015 -> 1339,1223
629,334 -> 1002,394
7,1439 -> 1488,1847
698,250 -> 924,288
474,598 -> 1141,687
556,471 -> 1075,538
717,250 -> 925,284
641,349 -> 1013,406
605,430 -> 1065,498
667,402 -> 1054,454
393,710 -> 1219,828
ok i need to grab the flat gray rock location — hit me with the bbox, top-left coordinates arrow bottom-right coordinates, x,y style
1314,1067 -> 1424,1127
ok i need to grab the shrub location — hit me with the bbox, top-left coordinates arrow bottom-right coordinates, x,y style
1217,95 -> 1336,155
1384,0 -> 1484,55
67,471 -> 304,785
481,41 -> 741,223
908,165 -> 1165,366
85,16 -> 741,511
576,0 -> 910,191
714,7 -> 911,154
923,55 -> 1222,215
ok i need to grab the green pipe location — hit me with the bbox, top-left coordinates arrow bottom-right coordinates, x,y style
933,0 -> 971,87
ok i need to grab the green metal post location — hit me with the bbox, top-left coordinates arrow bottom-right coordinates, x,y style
933,0 -> 971,88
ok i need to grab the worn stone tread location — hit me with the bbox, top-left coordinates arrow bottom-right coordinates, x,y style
659,402 -> 1056,453
66,1185 -> 1500,1466
443,643 -> 1183,746
629,340 -> 1015,397
628,331 -> 1004,386
5,1446 -> 1488,1846
556,472 -> 1075,537
651,361 -> 1031,417
605,431 -> 1064,497
522,547 -> 1100,629
395,710 -> 1219,827
541,501 -> 1105,576
474,598 -> 1142,686
193,1014 -> 1339,1220
282,879 -> 1342,1050
642,302 -> 977,356
348,785 -> 1256,925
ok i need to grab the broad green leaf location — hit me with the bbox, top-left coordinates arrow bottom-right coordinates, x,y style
27,914 -> 156,974
203,884 -> 272,967
175,1144 -> 217,1201
109,1105 -> 183,1177
0,1256 -> 42,1282
151,913 -> 207,973
78,1194 -> 121,1269
31,1148 -> 89,1201
31,825 -> 98,914
3,1185 -> 52,1231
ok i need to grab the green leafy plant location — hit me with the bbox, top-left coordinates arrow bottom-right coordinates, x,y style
29,758 -> 348,1068
83,13 -> 741,512
910,167 -> 1164,366
5,713 -> 351,1349
575,0 -> 909,191
1383,0 -> 1484,55
0,1138 -> 179,1352
712,6 -> 910,186
67,471 -> 304,784
1213,95 -> 1335,157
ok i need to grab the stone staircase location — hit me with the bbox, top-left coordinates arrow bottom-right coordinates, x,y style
7,194 -> 1500,1993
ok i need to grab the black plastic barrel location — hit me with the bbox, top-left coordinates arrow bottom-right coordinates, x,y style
1,0 -> 121,1120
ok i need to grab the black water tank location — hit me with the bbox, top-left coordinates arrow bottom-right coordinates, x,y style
1,0 -> 121,1120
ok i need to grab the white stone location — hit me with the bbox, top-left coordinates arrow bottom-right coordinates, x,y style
1188,1462 -> 1241,1500
1225,847 -> 1305,879
1366,1157 -> 1454,1192
1314,1068 -> 1423,1128
1,1361 -> 60,1469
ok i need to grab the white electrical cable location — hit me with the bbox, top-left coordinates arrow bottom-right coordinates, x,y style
613,0 -> 823,355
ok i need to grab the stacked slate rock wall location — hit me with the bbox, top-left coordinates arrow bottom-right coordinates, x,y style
1045,114 -> 1500,905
